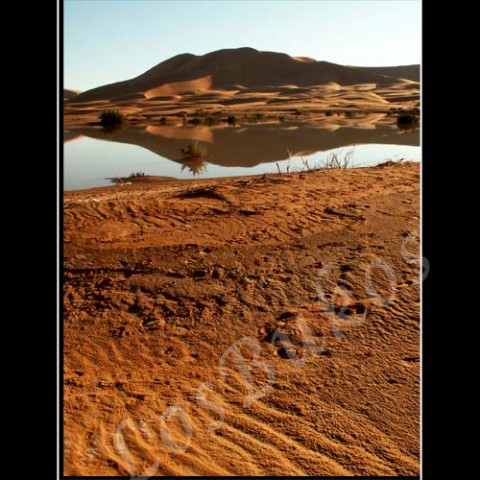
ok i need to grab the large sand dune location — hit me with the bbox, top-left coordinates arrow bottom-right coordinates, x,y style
64,88 -> 81,101
64,49 -> 419,128
69,48 -> 419,103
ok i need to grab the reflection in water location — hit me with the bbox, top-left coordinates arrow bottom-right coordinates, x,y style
397,123 -> 419,133
66,122 -> 419,168
181,156 -> 208,176
179,140 -> 209,175
100,123 -> 126,135
64,122 -> 421,190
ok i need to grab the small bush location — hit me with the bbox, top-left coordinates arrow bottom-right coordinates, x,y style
376,158 -> 404,167
159,116 -> 167,125
128,171 -> 146,178
325,111 -> 334,117
397,114 -> 419,126
99,110 -> 125,126
323,148 -> 354,169
226,115 -> 236,126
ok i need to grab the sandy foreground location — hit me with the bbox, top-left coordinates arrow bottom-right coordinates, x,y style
63,162 -> 420,476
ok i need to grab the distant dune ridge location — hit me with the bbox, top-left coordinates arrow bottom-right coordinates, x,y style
64,88 -> 81,101
70,47 -> 419,102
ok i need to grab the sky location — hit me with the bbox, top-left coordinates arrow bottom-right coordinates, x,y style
64,0 -> 421,92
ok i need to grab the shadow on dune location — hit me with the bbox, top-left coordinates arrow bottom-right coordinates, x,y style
70,48 -> 419,103
66,122 -> 420,168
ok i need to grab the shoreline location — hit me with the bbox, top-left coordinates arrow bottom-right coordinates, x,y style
64,161 -> 417,195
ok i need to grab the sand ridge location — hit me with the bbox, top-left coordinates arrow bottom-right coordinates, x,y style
71,48 -> 419,102
64,48 -> 419,126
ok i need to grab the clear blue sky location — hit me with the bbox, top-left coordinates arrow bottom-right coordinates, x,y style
64,0 -> 421,91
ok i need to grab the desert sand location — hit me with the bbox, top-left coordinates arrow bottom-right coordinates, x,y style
64,88 -> 81,101
63,162 -> 420,476
64,48 -> 419,128
63,47 -> 420,476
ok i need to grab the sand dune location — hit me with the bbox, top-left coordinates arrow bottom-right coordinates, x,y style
71,48 -> 419,103
354,65 -> 420,82
64,49 -> 419,127
64,88 -> 81,101
145,75 -> 213,98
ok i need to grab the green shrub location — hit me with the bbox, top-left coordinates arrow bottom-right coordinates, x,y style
99,110 -> 125,126
397,114 -> 419,126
